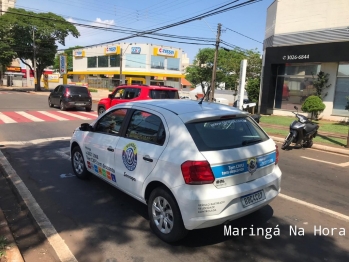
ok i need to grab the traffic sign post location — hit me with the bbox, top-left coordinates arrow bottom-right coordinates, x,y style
59,55 -> 68,84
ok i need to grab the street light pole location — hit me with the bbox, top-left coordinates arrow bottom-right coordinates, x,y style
210,23 -> 222,102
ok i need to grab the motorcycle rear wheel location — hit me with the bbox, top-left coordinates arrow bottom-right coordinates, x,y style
281,133 -> 293,150
303,139 -> 313,148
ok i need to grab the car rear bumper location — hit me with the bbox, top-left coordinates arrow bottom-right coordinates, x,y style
63,100 -> 92,108
172,166 -> 282,230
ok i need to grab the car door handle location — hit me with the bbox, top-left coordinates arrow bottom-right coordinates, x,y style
107,147 -> 114,152
143,156 -> 153,162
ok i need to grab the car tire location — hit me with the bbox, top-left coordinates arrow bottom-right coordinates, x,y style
48,98 -> 54,108
148,187 -> 187,242
60,101 -> 66,111
98,107 -> 105,115
85,107 -> 92,112
71,146 -> 90,179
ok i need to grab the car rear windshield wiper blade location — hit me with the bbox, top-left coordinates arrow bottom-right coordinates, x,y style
242,139 -> 262,146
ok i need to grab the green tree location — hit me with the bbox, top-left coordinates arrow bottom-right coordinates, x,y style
0,8 -> 79,91
301,95 -> 326,120
53,46 -> 83,71
245,78 -> 260,103
185,47 -> 261,99
312,71 -> 331,99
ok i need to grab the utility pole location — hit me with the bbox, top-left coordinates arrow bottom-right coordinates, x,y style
33,28 -> 37,91
119,47 -> 123,85
210,23 -> 222,102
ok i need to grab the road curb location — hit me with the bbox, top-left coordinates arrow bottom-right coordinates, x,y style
0,208 -> 25,262
271,136 -> 349,156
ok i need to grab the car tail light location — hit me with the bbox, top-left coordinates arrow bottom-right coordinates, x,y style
64,89 -> 70,97
275,145 -> 279,165
181,161 -> 215,185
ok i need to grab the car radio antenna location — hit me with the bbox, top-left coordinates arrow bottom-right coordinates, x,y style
198,85 -> 211,105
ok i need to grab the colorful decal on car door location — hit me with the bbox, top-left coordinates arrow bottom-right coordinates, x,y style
122,143 -> 138,171
211,152 -> 276,178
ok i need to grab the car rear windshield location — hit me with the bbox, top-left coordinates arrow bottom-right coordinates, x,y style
185,117 -> 269,151
68,86 -> 88,94
149,90 -> 179,99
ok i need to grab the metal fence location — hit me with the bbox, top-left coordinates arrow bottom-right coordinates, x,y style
87,78 -> 116,89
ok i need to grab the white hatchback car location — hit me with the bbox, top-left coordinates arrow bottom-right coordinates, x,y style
70,100 -> 282,242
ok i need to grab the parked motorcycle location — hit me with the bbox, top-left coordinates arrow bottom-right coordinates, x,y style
281,106 -> 319,150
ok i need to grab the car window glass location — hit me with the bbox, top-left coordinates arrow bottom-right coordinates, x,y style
186,117 -> 269,151
95,109 -> 128,135
53,86 -> 60,93
58,86 -> 64,93
124,88 -> 141,100
68,86 -> 88,94
114,88 -> 125,99
126,110 -> 165,145
149,90 -> 179,99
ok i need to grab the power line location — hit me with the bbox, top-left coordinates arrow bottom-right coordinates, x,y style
224,27 -> 263,44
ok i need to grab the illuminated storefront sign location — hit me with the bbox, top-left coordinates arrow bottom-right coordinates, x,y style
105,46 -> 120,55
131,47 -> 141,54
157,47 -> 175,57
74,50 -> 85,57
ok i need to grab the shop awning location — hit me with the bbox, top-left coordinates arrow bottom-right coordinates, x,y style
181,78 -> 192,86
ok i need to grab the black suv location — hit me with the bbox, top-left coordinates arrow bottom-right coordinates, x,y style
48,85 -> 92,111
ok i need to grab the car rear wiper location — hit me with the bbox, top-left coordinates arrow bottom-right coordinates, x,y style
242,139 -> 262,146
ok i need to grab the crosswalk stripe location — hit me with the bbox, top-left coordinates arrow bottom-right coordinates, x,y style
38,111 -> 69,121
16,111 -> 44,122
56,111 -> 92,120
0,112 -> 17,123
78,111 -> 98,117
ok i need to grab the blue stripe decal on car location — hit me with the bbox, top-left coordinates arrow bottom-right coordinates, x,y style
211,152 -> 276,178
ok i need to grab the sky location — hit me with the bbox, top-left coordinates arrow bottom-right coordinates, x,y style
15,0 -> 274,63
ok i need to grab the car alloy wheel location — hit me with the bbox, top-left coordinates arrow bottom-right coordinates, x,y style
152,196 -> 174,234
48,98 -> 54,107
148,187 -> 187,242
60,101 -> 66,111
98,107 -> 105,115
71,146 -> 89,179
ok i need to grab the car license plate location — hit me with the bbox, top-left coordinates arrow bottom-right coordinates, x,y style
241,190 -> 265,208
75,103 -> 85,106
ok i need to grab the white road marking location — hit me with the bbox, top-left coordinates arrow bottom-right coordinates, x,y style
57,111 -> 92,120
38,111 -> 68,121
60,173 -> 75,178
0,112 -> 17,123
16,111 -> 44,122
77,111 -> 98,117
0,137 -> 71,146
300,156 -> 349,167
0,150 -> 78,262
279,194 -> 349,222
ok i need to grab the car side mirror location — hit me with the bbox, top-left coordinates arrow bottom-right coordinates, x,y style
108,94 -> 113,99
80,123 -> 93,131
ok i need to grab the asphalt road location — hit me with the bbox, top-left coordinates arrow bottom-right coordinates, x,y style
0,91 -> 348,262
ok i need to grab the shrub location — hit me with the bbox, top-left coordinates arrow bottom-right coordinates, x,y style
88,88 -> 98,93
301,95 -> 325,120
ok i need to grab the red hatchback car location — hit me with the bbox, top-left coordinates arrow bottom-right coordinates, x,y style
97,84 -> 179,115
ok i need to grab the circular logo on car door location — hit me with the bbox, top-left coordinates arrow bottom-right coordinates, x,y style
122,143 -> 138,171
247,157 -> 257,174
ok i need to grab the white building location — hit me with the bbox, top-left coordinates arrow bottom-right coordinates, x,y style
70,43 -> 188,89
0,0 -> 16,15
260,0 -> 349,120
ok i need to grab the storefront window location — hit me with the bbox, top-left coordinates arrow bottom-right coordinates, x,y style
87,57 -> 97,68
98,56 -> 108,67
151,56 -> 165,69
167,58 -> 180,71
274,64 -> 319,111
125,54 -> 146,68
110,55 -> 120,67
333,64 -> 349,116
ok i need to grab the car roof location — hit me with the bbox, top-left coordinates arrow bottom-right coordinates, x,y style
122,100 -> 248,122
116,84 -> 177,91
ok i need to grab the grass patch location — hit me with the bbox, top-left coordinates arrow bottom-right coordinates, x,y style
261,115 -> 349,135
262,127 -> 348,147
88,88 -> 98,93
0,236 -> 7,257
